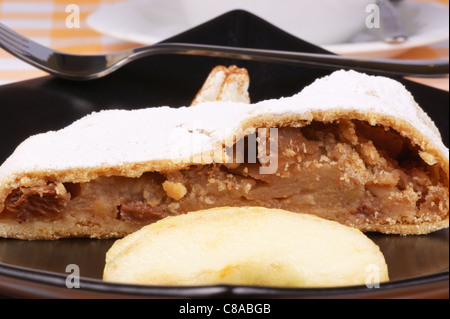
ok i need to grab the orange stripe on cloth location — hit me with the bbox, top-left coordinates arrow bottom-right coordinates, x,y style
0,50 -> 15,58
50,27 -> 102,38
406,77 -> 449,92
397,46 -> 449,60
0,12 -> 53,20
53,41 -> 140,54
51,11 -> 92,21
1,28 -> 51,38
0,69 -> 48,81
52,0 -> 114,4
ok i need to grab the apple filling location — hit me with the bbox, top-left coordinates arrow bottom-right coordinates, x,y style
1,120 -> 448,235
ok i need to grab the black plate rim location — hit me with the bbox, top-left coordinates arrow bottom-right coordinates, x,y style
0,260 -> 448,298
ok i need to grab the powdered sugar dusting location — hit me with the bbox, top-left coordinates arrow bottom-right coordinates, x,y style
0,70 -> 448,184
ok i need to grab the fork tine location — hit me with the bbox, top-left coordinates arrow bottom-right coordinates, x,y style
0,23 -> 29,55
0,22 -> 57,66
0,22 -> 59,78
0,23 -> 28,45
0,33 -> 26,53
0,32 -> 20,54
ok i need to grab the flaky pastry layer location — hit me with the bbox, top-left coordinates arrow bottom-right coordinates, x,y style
0,70 -> 448,238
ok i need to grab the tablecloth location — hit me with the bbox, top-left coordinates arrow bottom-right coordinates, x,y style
0,0 -> 448,90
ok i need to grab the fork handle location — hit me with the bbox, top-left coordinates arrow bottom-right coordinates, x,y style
132,43 -> 449,78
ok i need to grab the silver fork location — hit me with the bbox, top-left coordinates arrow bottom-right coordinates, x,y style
0,22 -> 448,81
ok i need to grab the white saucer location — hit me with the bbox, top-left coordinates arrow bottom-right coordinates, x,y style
325,1 -> 449,58
87,0 -> 449,58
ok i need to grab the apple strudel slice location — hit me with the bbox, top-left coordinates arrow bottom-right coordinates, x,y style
0,68 -> 448,239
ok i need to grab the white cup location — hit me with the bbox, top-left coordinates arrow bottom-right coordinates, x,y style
179,0 -> 375,44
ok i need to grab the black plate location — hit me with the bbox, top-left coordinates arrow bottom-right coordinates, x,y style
0,11 -> 448,299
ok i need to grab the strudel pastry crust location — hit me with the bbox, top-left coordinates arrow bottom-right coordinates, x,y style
0,69 -> 448,239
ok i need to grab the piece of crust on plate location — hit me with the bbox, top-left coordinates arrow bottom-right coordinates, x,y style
0,68 -> 448,239
191,65 -> 250,105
